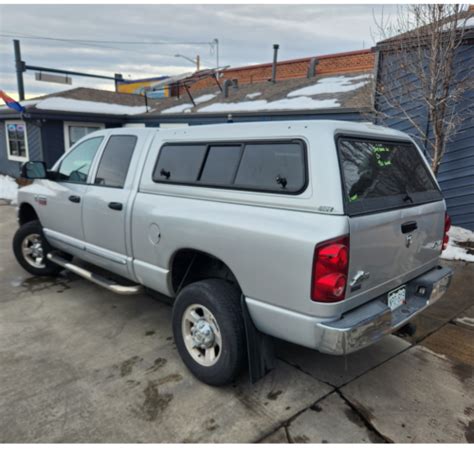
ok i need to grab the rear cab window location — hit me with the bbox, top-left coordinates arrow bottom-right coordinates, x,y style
337,137 -> 442,215
152,140 -> 307,194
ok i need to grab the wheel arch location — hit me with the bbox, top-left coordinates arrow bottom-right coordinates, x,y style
18,202 -> 40,226
169,248 -> 242,295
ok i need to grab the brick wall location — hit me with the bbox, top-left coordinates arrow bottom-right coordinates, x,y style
184,49 -> 375,93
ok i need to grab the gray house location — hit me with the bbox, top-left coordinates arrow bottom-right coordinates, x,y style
0,88 -> 159,177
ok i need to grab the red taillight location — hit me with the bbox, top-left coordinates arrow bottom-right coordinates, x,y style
311,236 -> 350,302
442,213 -> 451,251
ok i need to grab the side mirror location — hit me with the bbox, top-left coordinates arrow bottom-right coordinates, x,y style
21,161 -> 48,179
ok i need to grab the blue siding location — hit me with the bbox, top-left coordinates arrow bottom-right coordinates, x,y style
41,120 -> 65,168
375,42 -> 474,230
0,120 -> 42,177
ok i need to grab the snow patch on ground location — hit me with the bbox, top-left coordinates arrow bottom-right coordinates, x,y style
455,315 -> 474,328
441,225 -> 474,262
245,92 -> 262,99
198,96 -> 339,113
419,346 -> 450,362
287,74 -> 371,98
0,175 -> 18,205
36,98 -> 148,115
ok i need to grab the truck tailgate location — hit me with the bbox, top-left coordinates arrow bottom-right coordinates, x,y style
347,200 -> 445,298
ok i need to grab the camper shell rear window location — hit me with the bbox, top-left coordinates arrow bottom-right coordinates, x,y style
337,136 -> 443,216
152,140 -> 307,194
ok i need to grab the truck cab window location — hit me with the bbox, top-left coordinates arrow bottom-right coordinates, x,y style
154,144 -> 207,183
199,145 -> 242,185
94,135 -> 137,188
234,142 -> 305,192
58,137 -> 103,183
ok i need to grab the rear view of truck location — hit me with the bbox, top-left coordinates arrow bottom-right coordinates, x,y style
314,135 -> 453,354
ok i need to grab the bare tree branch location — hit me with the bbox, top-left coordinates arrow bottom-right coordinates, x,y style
373,4 -> 473,174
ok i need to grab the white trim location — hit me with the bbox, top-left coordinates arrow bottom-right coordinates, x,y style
5,120 -> 29,162
63,121 -> 105,151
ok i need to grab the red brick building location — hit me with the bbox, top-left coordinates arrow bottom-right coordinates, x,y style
188,49 -> 375,92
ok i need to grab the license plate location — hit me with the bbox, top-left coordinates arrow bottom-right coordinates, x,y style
388,286 -> 406,311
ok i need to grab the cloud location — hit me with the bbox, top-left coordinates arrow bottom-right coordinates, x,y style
0,4 -> 396,99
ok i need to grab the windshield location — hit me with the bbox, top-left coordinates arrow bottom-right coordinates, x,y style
338,137 -> 442,215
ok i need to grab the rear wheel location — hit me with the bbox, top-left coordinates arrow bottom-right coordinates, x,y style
13,220 -> 65,276
172,279 -> 246,386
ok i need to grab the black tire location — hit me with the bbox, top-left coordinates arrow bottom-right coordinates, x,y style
172,278 -> 246,386
12,220 -> 65,276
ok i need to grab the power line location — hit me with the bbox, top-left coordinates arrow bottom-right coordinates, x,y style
0,32 -> 213,47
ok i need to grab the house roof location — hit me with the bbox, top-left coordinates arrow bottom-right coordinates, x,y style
0,87 -> 162,119
375,6 -> 474,49
134,71 -> 373,119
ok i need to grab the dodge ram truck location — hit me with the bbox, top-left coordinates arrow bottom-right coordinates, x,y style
14,120 -> 453,385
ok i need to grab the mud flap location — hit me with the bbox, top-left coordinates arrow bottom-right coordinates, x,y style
241,295 -> 276,383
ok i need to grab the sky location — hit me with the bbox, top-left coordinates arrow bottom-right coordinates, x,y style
0,3 -> 398,99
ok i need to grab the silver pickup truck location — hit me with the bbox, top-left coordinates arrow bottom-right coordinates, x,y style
14,120 -> 453,385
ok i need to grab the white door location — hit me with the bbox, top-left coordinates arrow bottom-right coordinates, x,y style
81,134 -> 138,276
41,136 -> 104,248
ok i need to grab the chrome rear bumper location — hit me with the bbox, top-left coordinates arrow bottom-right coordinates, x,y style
314,266 -> 453,355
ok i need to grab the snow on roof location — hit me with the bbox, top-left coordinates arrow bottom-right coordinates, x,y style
130,71 -> 373,117
194,93 -> 217,104
161,93 -> 217,114
35,97 -> 148,115
162,103 -> 194,114
287,74 -> 371,98
198,96 -> 340,113
0,99 -> 41,110
459,15 -> 474,28
245,92 -> 262,99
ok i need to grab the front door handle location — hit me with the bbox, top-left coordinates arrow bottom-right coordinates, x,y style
108,202 -> 123,211
68,195 -> 81,203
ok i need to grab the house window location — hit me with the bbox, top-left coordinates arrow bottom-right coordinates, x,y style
5,121 -> 28,162
63,122 -> 105,150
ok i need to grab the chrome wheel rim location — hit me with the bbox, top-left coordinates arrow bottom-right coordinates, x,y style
182,304 -> 222,367
21,233 -> 46,269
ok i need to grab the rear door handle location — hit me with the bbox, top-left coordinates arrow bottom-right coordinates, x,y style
68,195 -> 81,203
401,221 -> 417,233
108,202 -> 123,211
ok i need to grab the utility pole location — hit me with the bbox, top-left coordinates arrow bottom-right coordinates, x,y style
196,55 -> 200,71
12,38 -> 123,98
13,39 -> 25,101
213,38 -> 219,69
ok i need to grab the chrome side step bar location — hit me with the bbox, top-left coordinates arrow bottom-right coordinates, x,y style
47,252 -> 143,296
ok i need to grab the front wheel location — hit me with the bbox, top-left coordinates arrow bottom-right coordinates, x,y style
12,220 -> 64,276
172,279 -> 246,386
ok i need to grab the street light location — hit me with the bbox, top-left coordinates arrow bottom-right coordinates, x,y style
174,54 -> 200,71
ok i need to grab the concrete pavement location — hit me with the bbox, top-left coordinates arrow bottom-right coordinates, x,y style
0,203 -> 472,443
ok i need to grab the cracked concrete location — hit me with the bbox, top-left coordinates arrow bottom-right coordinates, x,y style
0,205 -> 473,443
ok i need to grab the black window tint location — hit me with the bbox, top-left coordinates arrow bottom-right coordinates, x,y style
234,143 -> 305,192
154,145 -> 207,182
200,145 -> 242,185
338,138 -> 442,215
95,135 -> 137,187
